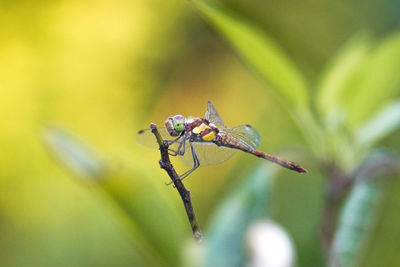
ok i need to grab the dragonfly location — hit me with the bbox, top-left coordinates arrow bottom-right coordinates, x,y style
137,101 -> 307,181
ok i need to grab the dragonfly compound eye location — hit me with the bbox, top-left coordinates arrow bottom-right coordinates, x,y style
172,115 -> 185,132
165,115 -> 185,136
165,118 -> 178,136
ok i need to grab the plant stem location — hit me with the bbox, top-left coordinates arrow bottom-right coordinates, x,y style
150,123 -> 203,241
320,164 -> 352,257
321,153 -> 400,262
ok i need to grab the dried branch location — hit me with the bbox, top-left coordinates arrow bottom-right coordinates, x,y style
150,123 -> 203,241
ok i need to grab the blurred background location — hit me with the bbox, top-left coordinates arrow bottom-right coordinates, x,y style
1,0 -> 400,266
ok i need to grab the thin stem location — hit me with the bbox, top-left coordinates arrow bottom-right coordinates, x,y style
320,164 -> 352,258
150,123 -> 203,241
320,153 -> 400,261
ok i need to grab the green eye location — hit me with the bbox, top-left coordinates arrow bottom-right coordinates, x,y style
173,121 -> 184,132
172,115 -> 185,132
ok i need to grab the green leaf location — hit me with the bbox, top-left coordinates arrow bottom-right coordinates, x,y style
43,126 -> 187,265
356,101 -> 400,146
191,0 -> 309,108
42,126 -> 174,266
346,32 -> 400,127
329,177 -> 386,267
316,33 -> 371,119
203,164 -> 276,267
100,170 -> 188,266
358,173 -> 400,267
42,126 -> 106,180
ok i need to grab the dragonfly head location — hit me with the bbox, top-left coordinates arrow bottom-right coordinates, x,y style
165,115 -> 185,136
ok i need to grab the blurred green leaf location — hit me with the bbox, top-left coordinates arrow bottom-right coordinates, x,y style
203,164 -> 276,267
101,172 -> 188,266
358,176 -> 400,267
346,32 -> 400,126
356,101 -> 400,146
191,0 -> 309,108
316,33 -> 371,120
43,126 -> 187,266
329,177 -> 387,267
191,0 -> 327,155
42,126 -> 106,181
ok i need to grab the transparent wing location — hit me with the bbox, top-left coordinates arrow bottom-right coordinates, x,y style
136,127 -> 175,149
180,142 -> 236,166
221,124 -> 261,149
205,101 -> 225,127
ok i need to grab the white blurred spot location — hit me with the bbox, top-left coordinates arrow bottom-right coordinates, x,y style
182,237 -> 204,267
246,220 -> 296,267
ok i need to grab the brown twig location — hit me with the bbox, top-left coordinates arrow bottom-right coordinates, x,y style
150,123 -> 203,241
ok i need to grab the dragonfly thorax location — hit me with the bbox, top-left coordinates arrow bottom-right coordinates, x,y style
188,118 -> 219,141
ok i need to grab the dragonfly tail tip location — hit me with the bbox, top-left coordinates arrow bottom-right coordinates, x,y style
298,166 -> 308,173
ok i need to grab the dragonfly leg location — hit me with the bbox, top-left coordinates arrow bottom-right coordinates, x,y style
179,143 -> 199,182
168,136 -> 186,156
165,131 -> 185,146
168,140 -> 182,156
166,142 -> 199,186
167,132 -> 187,156
178,137 -> 186,155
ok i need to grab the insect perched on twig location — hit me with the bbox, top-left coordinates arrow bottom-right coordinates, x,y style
138,101 -> 307,182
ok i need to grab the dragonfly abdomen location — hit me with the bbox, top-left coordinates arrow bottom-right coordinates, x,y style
251,150 -> 307,173
215,134 -> 307,173
215,134 -> 254,153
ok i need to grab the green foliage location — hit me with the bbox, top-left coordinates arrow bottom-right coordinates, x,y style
191,0 -> 323,155
356,101 -> 400,147
191,0 -> 309,109
330,178 -> 386,267
42,126 -> 107,180
43,126 -> 188,266
204,165 -> 275,267
347,33 -> 400,127
316,33 -> 371,121
192,0 -> 400,266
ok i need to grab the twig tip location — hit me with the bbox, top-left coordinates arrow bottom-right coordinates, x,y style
194,231 -> 204,242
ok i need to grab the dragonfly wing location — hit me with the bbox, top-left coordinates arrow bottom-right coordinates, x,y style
180,142 -> 236,166
221,125 -> 261,149
205,101 -> 225,127
136,127 -> 175,149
